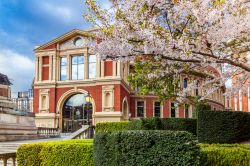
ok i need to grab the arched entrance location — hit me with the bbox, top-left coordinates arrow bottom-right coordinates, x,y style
62,93 -> 93,133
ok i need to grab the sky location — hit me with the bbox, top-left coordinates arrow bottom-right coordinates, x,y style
0,0 -> 110,97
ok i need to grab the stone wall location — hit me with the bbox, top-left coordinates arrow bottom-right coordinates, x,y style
0,112 -> 37,141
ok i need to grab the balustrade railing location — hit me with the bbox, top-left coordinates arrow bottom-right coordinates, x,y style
0,152 -> 16,166
63,125 -> 94,139
37,127 -> 60,138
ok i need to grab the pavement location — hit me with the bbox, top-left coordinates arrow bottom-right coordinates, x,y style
0,137 -> 64,155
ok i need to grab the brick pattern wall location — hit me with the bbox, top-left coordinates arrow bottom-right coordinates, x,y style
104,61 -> 113,76
42,56 -> 49,81
0,88 -> 9,98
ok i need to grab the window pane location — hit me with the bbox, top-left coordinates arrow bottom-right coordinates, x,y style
89,63 -> 96,79
89,55 -> 96,63
154,102 -> 161,117
78,56 -> 84,64
171,103 -> 176,118
60,57 -> 67,81
72,65 -> 78,80
71,55 -> 84,80
78,64 -> 84,79
72,56 -> 78,65
60,66 -> 67,81
61,57 -> 67,66
137,101 -> 144,117
185,104 -> 189,118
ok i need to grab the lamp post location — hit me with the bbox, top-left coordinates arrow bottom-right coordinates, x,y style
85,92 -> 93,138
85,92 -> 92,125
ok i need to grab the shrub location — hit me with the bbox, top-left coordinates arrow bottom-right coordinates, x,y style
160,118 -> 197,135
95,121 -> 129,133
200,144 -> 250,166
94,130 -> 200,166
96,118 -> 197,135
198,110 -> 250,143
17,139 -> 94,166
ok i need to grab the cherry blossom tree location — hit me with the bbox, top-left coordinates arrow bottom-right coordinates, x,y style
83,0 -> 250,103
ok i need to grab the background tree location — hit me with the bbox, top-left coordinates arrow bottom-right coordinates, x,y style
84,0 -> 250,102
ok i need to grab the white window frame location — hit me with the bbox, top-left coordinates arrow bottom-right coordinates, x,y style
135,100 -> 146,118
153,101 -> 163,118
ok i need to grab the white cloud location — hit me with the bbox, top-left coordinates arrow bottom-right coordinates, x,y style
38,1 -> 73,23
0,48 -> 34,97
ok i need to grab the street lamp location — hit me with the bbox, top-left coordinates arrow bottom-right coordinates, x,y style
85,92 -> 92,125
85,92 -> 93,138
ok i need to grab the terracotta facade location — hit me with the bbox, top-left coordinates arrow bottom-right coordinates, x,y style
33,29 -> 225,129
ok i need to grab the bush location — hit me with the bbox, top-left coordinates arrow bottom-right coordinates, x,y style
198,110 -> 250,143
17,139 -> 94,166
96,118 -> 197,135
94,130 -> 200,166
200,144 -> 250,166
160,118 -> 197,135
95,121 -> 129,133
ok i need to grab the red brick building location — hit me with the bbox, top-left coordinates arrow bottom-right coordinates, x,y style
231,79 -> 250,112
33,29 -> 225,132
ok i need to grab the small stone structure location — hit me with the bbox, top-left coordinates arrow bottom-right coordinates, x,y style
0,73 -> 37,142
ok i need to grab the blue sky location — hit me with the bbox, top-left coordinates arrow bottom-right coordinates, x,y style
0,0 -> 109,96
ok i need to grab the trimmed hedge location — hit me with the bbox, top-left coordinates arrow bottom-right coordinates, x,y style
200,144 -> 250,166
94,130 -> 200,166
17,139 -> 94,166
95,118 -> 197,135
198,110 -> 250,143
95,121 -> 129,133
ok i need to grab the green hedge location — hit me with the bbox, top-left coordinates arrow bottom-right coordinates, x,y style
94,130 -> 200,166
95,118 -> 197,135
198,110 -> 250,143
95,121 -> 129,133
200,144 -> 250,166
17,139 -> 94,166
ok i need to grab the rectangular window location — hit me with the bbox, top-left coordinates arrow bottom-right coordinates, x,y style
185,104 -> 189,118
71,55 -> 84,80
60,57 -> 67,81
137,101 -> 144,117
89,55 -> 96,79
154,101 -> 161,117
171,103 -> 176,118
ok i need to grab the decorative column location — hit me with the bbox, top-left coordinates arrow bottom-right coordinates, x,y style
35,57 -> 39,82
53,54 -> 57,81
49,55 -> 53,80
67,55 -> 70,80
96,55 -> 101,78
101,61 -> 104,77
84,49 -> 89,79
39,56 -> 42,81
112,62 -> 117,76
117,61 -> 121,77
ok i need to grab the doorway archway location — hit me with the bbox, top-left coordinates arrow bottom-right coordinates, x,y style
122,97 -> 129,120
62,93 -> 93,132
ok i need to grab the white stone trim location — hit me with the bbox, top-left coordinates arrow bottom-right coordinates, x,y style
122,97 -> 129,120
102,85 -> 114,112
39,89 -> 50,113
135,99 -> 146,118
152,100 -> 163,118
